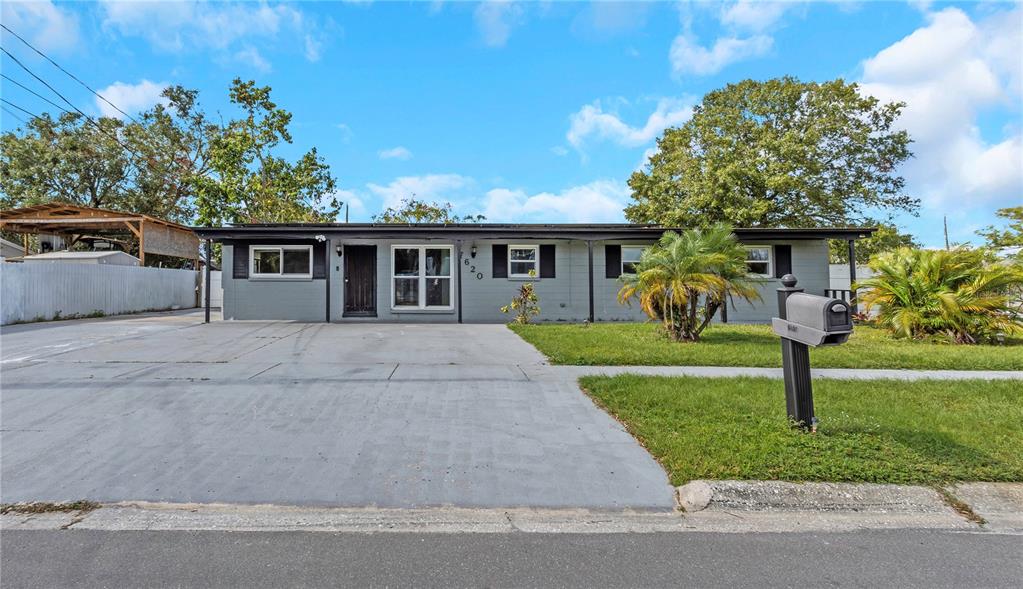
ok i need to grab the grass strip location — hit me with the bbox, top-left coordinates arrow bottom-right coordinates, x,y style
580,375 -> 1023,486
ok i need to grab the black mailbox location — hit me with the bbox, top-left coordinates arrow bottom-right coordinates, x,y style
772,293 -> 853,347
773,275 -> 856,431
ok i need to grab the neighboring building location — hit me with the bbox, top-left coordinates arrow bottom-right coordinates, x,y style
0,237 -> 24,259
22,250 -> 140,266
192,224 -> 873,324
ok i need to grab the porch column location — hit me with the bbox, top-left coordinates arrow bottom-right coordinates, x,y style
325,238 -> 331,323
204,238 -> 211,324
587,240 -> 595,323
847,239 -> 858,313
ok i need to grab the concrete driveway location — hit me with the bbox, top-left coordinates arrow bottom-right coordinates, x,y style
1,311 -> 673,510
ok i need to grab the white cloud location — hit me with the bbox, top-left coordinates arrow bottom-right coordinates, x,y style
378,146 -> 414,161
474,0 -> 524,47
367,174 -> 475,209
330,189 -> 367,221
859,7 -> 1022,208
482,180 -> 630,223
550,146 -> 569,157
669,33 -> 772,76
303,34 -> 323,62
567,97 -> 693,149
234,46 -> 271,72
95,80 -> 168,119
669,1 -> 797,76
0,1 -> 80,53
99,0 -> 325,67
720,1 -> 790,32
336,123 -> 354,143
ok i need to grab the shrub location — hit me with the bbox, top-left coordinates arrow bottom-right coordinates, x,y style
857,247 -> 1023,343
617,224 -> 761,342
501,270 -> 540,324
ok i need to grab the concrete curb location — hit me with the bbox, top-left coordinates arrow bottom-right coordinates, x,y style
676,480 -> 1023,533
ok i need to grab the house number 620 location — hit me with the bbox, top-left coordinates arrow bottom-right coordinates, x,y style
463,259 -> 483,280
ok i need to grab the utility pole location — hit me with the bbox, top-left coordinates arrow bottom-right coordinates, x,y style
944,216 -> 950,250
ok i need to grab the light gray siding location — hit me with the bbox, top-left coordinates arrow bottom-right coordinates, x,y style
222,245 -> 326,321
222,237 -> 832,324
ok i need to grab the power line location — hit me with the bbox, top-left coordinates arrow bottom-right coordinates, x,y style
2,73 -> 73,115
0,45 -> 146,160
1,97 -> 40,119
2,104 -> 29,125
0,23 -> 141,124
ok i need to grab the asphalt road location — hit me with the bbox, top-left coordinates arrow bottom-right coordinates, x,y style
3,529 -> 1020,588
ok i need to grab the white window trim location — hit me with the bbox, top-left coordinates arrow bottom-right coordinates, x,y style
249,245 -> 313,279
744,245 -> 773,277
390,245 -> 454,311
621,245 -> 646,275
507,244 -> 539,278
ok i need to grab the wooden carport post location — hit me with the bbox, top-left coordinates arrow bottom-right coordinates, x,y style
124,220 -> 145,266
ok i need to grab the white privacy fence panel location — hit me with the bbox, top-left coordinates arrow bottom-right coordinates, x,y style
201,270 -> 223,308
1,262 -> 198,325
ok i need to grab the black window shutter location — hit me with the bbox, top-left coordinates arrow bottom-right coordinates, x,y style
605,245 -> 622,279
774,245 -> 792,278
492,244 -> 508,278
539,244 -> 556,278
312,242 -> 327,279
232,242 -> 249,279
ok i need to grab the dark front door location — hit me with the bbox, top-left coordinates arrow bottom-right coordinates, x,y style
344,245 -> 376,317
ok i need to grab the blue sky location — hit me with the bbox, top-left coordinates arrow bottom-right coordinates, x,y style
1,1 -> 1020,247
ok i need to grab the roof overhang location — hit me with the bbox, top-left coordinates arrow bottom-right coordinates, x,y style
191,223 -> 876,242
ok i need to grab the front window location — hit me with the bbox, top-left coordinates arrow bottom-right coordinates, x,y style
508,245 -> 538,277
251,246 -> 312,278
392,245 -> 453,309
621,246 -> 645,274
745,246 -> 772,276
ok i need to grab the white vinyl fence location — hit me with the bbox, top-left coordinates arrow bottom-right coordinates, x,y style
1,262 -> 198,325
201,270 -> 223,308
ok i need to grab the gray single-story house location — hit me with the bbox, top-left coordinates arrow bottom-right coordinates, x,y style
191,224 -> 873,323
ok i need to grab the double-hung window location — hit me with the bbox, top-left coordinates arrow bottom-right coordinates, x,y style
621,246 -> 645,274
744,246 -> 772,276
392,245 -> 453,309
508,245 -> 538,278
250,245 -> 312,278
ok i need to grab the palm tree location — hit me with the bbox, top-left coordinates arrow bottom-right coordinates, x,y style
618,224 -> 761,342
857,247 -> 1023,343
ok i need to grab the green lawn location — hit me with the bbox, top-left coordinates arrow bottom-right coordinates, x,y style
509,323 -> 1023,370
580,375 -> 1023,485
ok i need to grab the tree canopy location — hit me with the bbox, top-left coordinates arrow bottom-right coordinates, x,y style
829,220 -> 919,264
191,79 -> 338,226
1,79 -> 339,227
978,207 -> 1023,256
373,197 -> 485,223
626,77 -> 917,229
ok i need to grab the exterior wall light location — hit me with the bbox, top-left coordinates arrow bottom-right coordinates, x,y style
470,244 -> 478,258
335,244 -> 343,256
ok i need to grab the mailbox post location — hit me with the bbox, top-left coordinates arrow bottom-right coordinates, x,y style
772,274 -> 854,431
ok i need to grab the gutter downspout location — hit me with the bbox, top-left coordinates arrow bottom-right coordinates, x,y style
847,239 -> 858,314
456,239 -> 463,324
